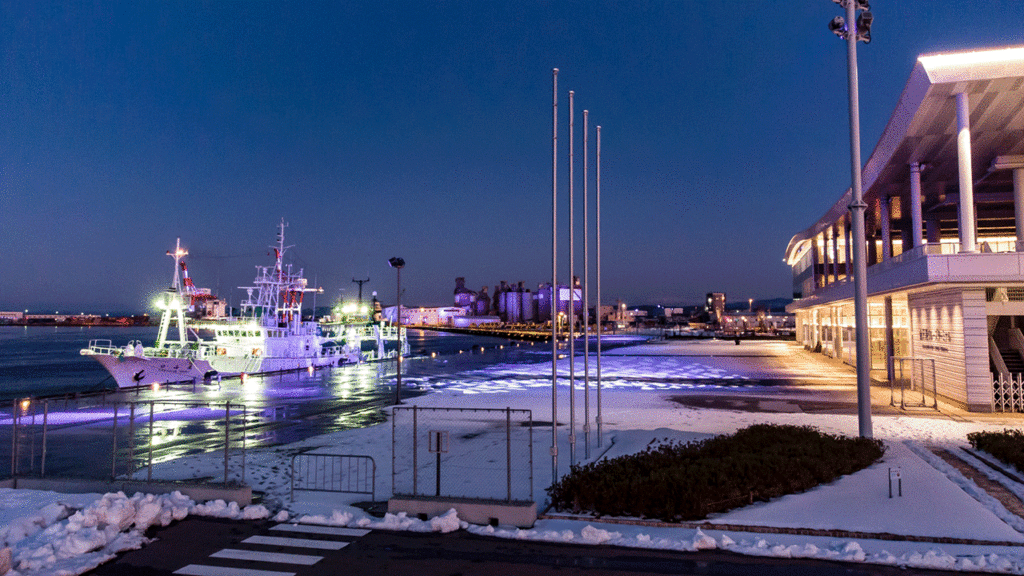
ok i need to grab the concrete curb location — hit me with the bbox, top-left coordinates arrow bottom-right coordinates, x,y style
537,513 -> 1023,547
0,477 -> 252,506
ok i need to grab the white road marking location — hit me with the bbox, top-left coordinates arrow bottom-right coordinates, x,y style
210,548 -> 323,565
242,535 -> 348,550
174,565 -> 295,576
271,524 -> 370,537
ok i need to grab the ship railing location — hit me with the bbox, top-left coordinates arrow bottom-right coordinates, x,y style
83,340 -> 121,356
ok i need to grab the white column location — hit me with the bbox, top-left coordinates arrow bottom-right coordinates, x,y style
910,162 -> 924,249
956,92 -> 977,253
845,218 -> 852,279
880,196 -> 891,261
1014,168 -> 1024,250
832,224 -> 840,283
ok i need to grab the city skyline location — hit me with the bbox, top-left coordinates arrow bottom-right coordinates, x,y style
3,1 -> 1023,313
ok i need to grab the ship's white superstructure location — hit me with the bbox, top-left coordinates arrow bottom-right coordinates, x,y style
81,220 -> 406,387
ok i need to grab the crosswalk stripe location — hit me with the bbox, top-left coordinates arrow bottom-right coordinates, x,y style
242,535 -> 348,550
174,565 -> 295,576
271,524 -> 370,537
210,549 -> 323,565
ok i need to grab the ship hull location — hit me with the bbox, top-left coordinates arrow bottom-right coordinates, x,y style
84,351 -> 343,388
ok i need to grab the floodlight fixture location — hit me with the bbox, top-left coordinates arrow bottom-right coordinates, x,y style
856,11 -> 873,43
829,16 -> 847,39
388,257 -> 405,269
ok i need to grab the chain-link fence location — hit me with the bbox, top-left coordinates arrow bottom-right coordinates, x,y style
1,396 -> 248,485
391,406 -> 533,503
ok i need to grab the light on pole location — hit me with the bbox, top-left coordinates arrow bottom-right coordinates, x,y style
388,257 -> 405,405
829,0 -> 873,438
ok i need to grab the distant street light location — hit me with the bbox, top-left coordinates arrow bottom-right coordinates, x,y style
389,257 -> 405,405
829,0 -> 873,439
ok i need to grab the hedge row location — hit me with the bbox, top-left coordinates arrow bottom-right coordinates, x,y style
547,424 -> 885,522
968,428 -> 1024,472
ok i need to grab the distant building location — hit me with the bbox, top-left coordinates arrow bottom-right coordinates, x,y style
384,306 -> 466,326
705,293 -> 726,325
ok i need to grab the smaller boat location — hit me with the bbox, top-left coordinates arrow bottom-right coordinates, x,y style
81,220 -> 406,387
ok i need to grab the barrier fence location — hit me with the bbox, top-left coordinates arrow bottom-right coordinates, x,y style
994,373 -> 1024,412
290,453 -> 376,502
889,357 -> 938,410
392,406 -> 533,503
2,396 -> 248,485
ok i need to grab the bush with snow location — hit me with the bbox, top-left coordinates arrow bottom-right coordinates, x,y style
547,424 -> 885,521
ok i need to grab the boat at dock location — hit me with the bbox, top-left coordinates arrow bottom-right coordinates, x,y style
81,220 -> 406,387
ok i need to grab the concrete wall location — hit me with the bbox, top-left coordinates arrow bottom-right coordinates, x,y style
908,287 -> 991,411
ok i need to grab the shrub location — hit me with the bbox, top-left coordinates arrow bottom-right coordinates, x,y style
547,424 -> 884,521
968,429 -> 1024,472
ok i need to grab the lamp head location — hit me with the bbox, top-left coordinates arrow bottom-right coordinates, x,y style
856,11 -> 872,43
388,257 -> 405,269
828,16 -> 847,39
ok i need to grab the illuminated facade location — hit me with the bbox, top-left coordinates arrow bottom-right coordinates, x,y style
785,45 -> 1024,412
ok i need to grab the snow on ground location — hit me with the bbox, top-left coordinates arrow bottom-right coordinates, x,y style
0,489 -> 271,575
5,339 -> 1024,574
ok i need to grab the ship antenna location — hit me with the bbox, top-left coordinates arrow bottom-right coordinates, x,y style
167,238 -> 188,292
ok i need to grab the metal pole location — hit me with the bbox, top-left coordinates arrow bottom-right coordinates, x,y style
596,125 -> 603,447
583,109 -> 590,461
412,405 -> 418,496
41,401 -> 48,478
11,401 -> 17,477
148,401 -> 154,482
128,403 -> 135,479
29,405 -> 35,474
395,267 -> 402,405
242,405 -> 247,483
568,90 -> 576,466
111,403 -> 118,480
506,406 -> 512,502
224,401 -> 230,483
843,0 -> 873,438
551,67 -> 559,483
391,406 -> 396,496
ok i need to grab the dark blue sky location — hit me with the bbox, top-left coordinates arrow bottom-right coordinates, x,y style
2,1 -> 1022,313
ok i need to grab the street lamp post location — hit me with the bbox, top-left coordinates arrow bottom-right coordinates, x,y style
829,0 -> 873,438
388,257 -> 405,405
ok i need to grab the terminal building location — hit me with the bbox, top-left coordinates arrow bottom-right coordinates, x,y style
785,45 -> 1024,412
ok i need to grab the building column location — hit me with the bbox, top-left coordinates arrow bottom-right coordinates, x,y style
956,91 -> 978,253
832,223 -> 841,283
812,234 -> 821,288
910,162 -> 924,249
884,296 -> 895,384
845,217 -> 853,279
1015,168 -> 1024,250
880,196 -> 892,261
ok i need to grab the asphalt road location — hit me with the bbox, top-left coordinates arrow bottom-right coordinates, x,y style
87,517 -> 962,576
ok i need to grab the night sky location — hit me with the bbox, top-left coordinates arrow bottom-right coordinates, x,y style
3,1 -> 1022,314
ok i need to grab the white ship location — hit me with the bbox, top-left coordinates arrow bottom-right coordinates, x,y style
81,220 -> 407,387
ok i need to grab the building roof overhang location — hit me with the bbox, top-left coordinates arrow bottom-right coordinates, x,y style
785,45 -> 1024,265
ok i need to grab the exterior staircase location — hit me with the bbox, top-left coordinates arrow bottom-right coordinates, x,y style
1000,346 -> 1024,375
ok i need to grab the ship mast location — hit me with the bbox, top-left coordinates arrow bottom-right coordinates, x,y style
155,238 -> 189,347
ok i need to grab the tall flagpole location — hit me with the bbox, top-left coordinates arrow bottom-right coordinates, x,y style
568,90 -> 576,465
583,109 -> 591,460
596,125 -> 603,447
551,68 -> 559,483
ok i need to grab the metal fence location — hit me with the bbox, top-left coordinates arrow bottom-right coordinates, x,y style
2,396 -> 248,485
290,453 -> 376,502
994,373 -> 1024,412
392,406 -> 533,503
889,357 -> 938,410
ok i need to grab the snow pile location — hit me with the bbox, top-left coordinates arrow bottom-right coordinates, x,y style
295,508 -> 466,534
0,491 -> 269,576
